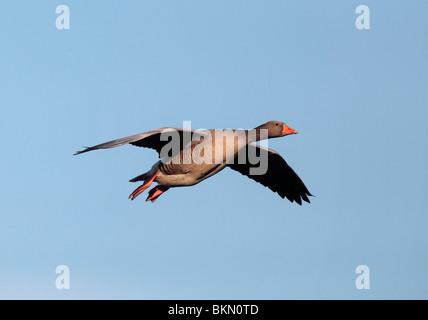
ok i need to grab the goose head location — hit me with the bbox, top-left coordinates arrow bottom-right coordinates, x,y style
254,121 -> 298,139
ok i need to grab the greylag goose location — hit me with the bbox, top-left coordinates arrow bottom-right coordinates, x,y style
74,121 -> 312,204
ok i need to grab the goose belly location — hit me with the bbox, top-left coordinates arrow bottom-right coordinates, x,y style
155,163 -> 225,187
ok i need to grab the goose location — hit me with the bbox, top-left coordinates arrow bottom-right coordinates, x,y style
74,121 -> 312,204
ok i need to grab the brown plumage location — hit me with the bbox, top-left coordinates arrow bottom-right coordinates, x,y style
74,121 -> 312,204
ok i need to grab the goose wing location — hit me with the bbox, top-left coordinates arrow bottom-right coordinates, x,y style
228,144 -> 312,205
74,128 -> 207,157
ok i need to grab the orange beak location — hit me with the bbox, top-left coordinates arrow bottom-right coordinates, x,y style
282,125 -> 298,136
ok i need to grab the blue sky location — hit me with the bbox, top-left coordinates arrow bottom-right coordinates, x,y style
0,1 -> 427,299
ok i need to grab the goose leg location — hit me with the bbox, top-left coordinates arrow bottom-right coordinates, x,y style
146,185 -> 169,203
129,171 -> 159,200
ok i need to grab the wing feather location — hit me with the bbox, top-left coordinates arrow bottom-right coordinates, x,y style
74,128 -> 206,157
228,144 -> 312,204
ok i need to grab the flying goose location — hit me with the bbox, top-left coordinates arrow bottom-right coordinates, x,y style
74,121 -> 312,204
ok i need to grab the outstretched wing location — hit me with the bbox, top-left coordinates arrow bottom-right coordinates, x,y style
228,144 -> 313,205
74,128 -> 207,157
